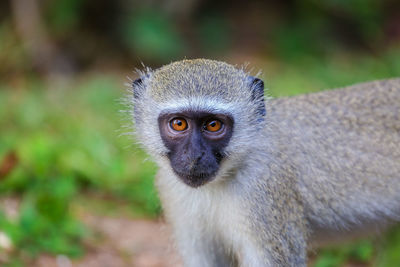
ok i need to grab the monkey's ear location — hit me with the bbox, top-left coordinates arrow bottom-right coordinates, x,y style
132,78 -> 143,99
249,77 -> 266,117
132,74 -> 149,99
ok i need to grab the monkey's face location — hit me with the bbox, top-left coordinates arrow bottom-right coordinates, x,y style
158,111 -> 234,187
132,59 -> 267,188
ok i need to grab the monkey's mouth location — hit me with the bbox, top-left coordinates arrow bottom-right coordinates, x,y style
173,169 -> 217,188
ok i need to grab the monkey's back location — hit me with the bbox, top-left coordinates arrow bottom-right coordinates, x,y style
268,78 -> 400,242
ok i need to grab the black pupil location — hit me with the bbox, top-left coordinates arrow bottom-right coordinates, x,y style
210,121 -> 216,127
176,120 -> 182,126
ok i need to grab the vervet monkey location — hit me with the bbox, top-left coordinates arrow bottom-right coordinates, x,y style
130,59 -> 400,266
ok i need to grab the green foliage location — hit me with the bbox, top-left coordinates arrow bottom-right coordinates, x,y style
264,47 -> 400,97
0,0 -> 398,68
272,0 -> 387,61
314,240 -> 374,267
375,226 -> 400,267
198,14 -> 231,54
122,9 -> 185,61
45,0 -> 84,35
303,0 -> 384,42
0,175 -> 85,257
0,76 -> 160,262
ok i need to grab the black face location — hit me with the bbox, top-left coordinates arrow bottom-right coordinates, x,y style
158,111 -> 234,188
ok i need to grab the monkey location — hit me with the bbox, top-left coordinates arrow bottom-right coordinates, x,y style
130,59 -> 400,266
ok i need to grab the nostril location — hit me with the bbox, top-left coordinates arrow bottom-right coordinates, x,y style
196,152 -> 205,161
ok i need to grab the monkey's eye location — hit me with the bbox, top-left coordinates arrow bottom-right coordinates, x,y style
204,119 -> 223,132
170,118 -> 188,131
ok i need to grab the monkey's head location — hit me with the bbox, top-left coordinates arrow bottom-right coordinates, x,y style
132,59 -> 266,188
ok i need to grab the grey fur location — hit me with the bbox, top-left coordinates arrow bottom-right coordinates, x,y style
130,59 -> 400,266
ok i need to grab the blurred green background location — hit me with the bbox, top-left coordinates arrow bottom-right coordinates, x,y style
0,0 -> 399,266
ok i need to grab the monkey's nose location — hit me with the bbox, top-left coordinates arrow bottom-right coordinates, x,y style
188,152 -> 205,170
196,151 -> 205,161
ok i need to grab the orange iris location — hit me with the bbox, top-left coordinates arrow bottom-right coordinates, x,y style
205,120 -> 222,132
170,118 -> 188,131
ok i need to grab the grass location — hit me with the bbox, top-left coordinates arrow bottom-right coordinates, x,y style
0,48 -> 399,266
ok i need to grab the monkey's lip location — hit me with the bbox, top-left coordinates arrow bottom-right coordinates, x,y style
173,170 -> 217,188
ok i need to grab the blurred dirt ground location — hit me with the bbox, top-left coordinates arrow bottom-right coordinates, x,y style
35,215 -> 182,267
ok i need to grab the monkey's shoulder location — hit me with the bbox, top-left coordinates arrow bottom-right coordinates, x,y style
270,78 -> 399,112
268,78 -> 400,130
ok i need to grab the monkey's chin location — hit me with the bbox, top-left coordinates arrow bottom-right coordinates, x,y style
173,170 -> 217,188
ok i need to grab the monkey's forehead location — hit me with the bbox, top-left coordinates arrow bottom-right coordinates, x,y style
148,59 -> 251,102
